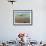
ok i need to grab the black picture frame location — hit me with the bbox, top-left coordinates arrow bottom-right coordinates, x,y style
13,10 -> 33,26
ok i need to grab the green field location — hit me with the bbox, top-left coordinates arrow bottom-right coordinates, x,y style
15,14 -> 31,23
16,14 -> 31,18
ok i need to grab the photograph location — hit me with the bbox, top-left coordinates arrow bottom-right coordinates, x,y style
13,10 -> 32,25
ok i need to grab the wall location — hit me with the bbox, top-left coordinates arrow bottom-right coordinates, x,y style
0,0 -> 46,42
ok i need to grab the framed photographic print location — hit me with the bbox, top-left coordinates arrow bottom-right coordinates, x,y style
13,10 -> 32,25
